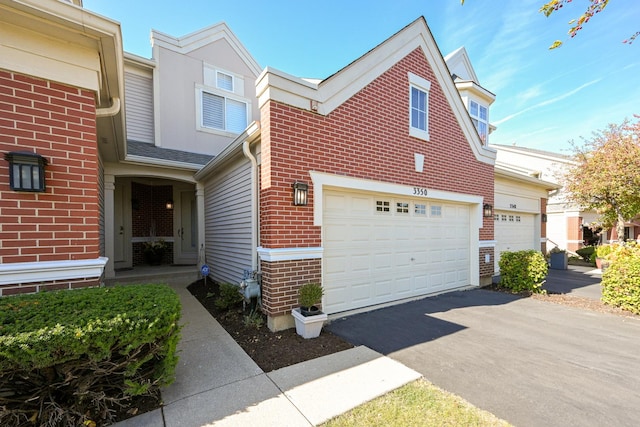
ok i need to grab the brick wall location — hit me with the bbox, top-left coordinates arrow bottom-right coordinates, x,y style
259,49 -> 494,319
0,70 -> 99,263
0,70 -> 101,293
541,198 -> 547,254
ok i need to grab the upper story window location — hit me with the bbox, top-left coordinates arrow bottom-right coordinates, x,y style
201,91 -> 248,134
469,100 -> 488,143
197,66 -> 250,135
408,72 -> 431,141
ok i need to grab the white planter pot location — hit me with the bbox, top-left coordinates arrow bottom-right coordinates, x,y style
292,307 -> 328,339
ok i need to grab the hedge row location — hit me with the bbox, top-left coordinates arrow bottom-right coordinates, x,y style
498,250 -> 548,293
0,284 -> 181,426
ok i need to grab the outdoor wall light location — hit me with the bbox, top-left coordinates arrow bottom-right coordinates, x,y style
541,213 -> 548,223
166,200 -> 174,210
483,203 -> 493,218
292,181 -> 308,206
4,151 -> 47,192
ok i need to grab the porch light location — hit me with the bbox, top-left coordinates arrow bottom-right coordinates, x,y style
4,151 -> 47,192
166,200 -> 174,210
483,203 -> 493,218
541,214 -> 548,223
293,181 -> 308,206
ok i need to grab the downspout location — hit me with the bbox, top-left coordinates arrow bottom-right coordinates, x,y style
242,139 -> 259,272
96,97 -> 121,118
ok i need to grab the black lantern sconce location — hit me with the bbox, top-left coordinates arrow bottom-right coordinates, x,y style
483,203 -> 493,218
541,213 -> 548,223
4,152 -> 47,192
166,200 -> 174,210
292,181 -> 308,206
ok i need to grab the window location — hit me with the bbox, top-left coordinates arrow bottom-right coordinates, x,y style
396,202 -> 409,214
200,90 -> 248,134
494,214 -> 499,221
501,214 -> 507,221
469,100 -> 488,143
430,205 -> 442,217
516,216 -> 521,222
216,71 -> 233,91
408,73 -> 431,141
509,215 -> 515,222
376,200 -> 390,212
414,203 -> 426,216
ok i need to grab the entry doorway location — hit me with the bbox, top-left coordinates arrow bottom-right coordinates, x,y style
174,189 -> 198,265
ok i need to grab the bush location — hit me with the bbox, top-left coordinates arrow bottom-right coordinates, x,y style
498,250 -> 548,293
596,244 -> 613,259
601,243 -> 640,314
576,246 -> 595,262
298,283 -> 324,308
215,282 -> 244,310
0,284 -> 181,426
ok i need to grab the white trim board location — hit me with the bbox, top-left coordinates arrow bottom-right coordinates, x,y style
0,257 -> 108,286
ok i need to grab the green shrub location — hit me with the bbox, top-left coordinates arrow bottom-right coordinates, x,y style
601,243 -> 640,314
0,284 -> 181,426
576,246 -> 595,262
498,250 -> 548,293
596,244 -> 613,259
298,283 -> 324,308
215,282 -> 244,310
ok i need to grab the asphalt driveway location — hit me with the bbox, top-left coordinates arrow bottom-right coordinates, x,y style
327,286 -> 640,426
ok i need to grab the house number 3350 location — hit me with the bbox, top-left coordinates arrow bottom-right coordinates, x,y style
413,187 -> 428,196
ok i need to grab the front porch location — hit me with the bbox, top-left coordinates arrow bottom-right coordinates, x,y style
105,264 -> 199,287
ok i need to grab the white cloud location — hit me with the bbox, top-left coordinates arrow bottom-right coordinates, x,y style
493,78 -> 602,126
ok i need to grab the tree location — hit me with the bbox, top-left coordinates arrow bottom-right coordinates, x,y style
564,117 -> 640,242
461,0 -> 639,49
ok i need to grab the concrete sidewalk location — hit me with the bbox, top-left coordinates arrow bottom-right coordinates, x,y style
114,278 -> 420,427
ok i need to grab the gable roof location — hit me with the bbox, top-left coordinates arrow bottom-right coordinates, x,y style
256,17 -> 495,165
491,144 -> 573,162
444,46 -> 478,83
151,22 -> 261,76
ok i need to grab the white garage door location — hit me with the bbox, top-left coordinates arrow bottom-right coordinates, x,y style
323,190 -> 471,314
494,211 -> 536,271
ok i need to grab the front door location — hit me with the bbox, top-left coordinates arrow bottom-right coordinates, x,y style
175,190 -> 198,265
113,181 -> 132,269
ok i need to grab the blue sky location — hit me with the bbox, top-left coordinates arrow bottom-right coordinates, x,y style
84,0 -> 639,153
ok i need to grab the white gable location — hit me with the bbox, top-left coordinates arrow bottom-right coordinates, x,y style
444,46 -> 479,83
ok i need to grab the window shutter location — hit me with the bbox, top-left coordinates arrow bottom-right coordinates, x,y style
217,72 -> 233,91
202,92 -> 224,129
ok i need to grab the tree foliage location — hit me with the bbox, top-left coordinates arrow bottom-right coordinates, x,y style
461,0 -> 639,49
564,117 -> 640,242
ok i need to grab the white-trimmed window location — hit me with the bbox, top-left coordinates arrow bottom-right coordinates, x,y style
396,202 -> 409,214
430,205 -> 442,217
469,100 -> 488,143
408,72 -> 431,141
376,200 -> 391,213
414,203 -> 427,216
198,65 -> 249,135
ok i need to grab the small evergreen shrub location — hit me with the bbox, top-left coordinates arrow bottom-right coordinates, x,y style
498,250 -> 548,293
601,243 -> 640,315
576,246 -> 595,262
596,244 -> 613,259
215,282 -> 244,310
298,283 -> 324,308
0,284 -> 181,426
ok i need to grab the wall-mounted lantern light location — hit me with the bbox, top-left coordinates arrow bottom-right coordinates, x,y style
166,200 -> 174,210
541,213 -> 547,223
483,203 -> 493,218
292,181 -> 308,206
4,152 -> 47,192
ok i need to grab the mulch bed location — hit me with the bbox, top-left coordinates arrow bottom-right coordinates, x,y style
186,279 -> 354,372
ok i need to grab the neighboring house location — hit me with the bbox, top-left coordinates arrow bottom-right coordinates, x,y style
1,0 -> 554,330
492,144 -> 607,252
444,48 -> 558,273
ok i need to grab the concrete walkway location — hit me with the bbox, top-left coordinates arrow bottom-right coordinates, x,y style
113,277 -> 420,427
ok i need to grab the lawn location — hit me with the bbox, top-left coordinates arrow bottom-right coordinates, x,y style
322,378 -> 512,427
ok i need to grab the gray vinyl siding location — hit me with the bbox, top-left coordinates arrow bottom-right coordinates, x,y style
204,155 -> 253,284
124,72 -> 154,143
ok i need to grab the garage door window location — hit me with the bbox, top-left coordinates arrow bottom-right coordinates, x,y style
376,200 -> 390,213
414,203 -> 427,216
396,202 -> 409,214
516,216 -> 521,222
430,205 -> 442,217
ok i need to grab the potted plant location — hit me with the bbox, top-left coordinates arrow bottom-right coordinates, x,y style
142,239 -> 168,265
595,244 -> 613,270
291,283 -> 327,339
549,247 -> 568,270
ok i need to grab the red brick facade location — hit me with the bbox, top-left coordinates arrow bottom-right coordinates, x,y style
0,70 -> 100,293
259,49 -> 494,319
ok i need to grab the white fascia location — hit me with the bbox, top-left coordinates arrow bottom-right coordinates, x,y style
257,247 -> 323,262
0,257 -> 108,286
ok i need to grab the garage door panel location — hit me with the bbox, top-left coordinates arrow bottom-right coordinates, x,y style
324,190 -> 471,314
495,211 -> 536,271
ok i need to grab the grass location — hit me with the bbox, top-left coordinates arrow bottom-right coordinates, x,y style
321,378 -> 512,427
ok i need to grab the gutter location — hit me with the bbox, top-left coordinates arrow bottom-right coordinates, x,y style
243,139 -> 259,272
96,97 -> 120,117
